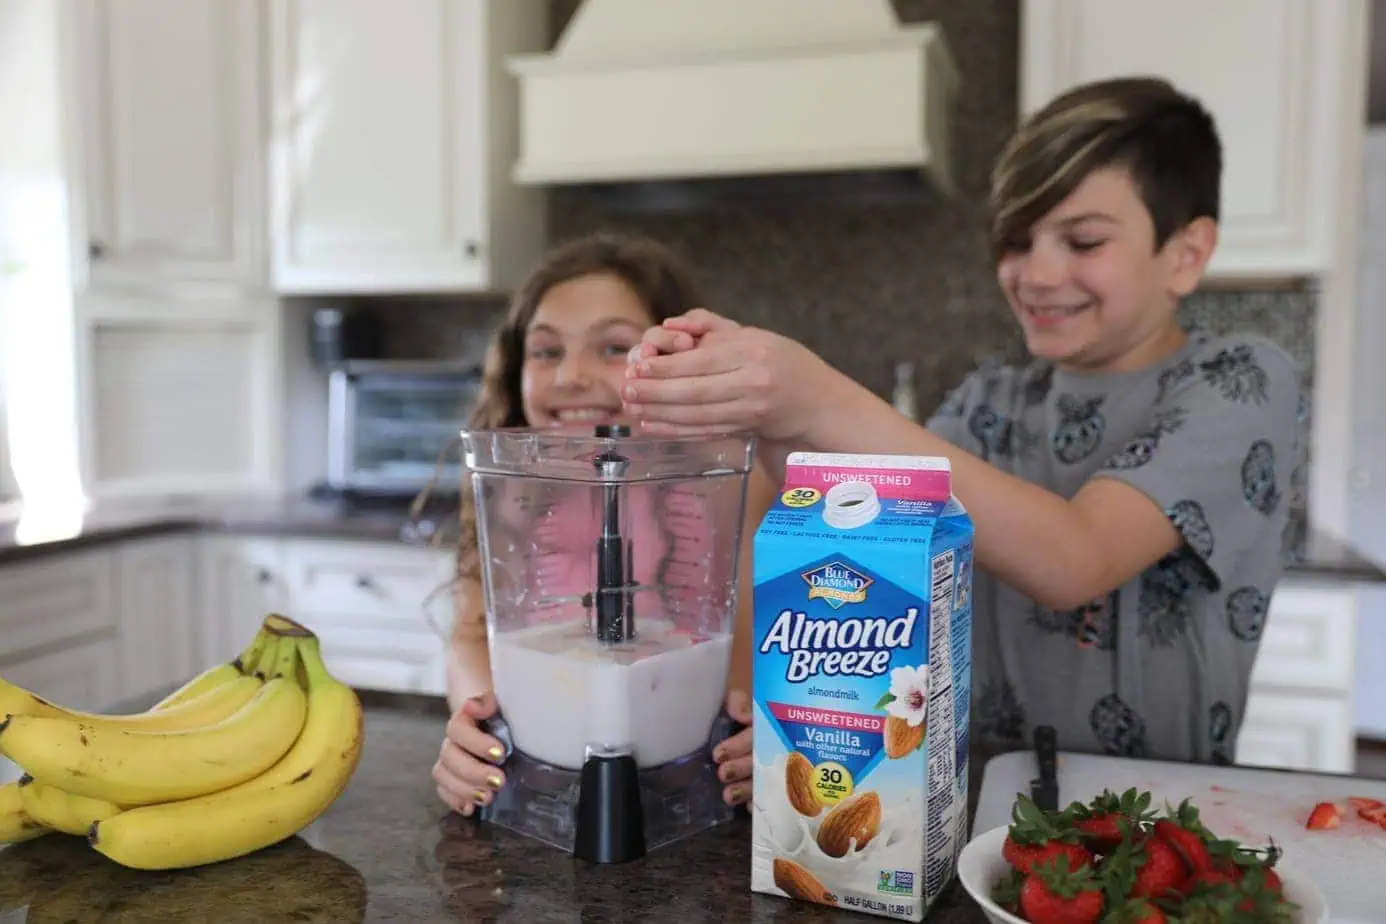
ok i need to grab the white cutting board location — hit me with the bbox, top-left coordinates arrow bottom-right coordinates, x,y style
974,751 -> 1386,924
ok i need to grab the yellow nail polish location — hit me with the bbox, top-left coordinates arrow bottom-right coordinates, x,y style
487,746 -> 504,761
486,774 -> 503,789
474,790 -> 487,803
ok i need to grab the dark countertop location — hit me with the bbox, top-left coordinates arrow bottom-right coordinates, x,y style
0,490 -> 1381,586
0,688 -> 990,923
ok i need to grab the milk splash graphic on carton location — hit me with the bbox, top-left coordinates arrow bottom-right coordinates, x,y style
750,452 -> 974,921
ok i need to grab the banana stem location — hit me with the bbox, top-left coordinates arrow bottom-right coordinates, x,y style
272,637 -> 298,680
236,629 -> 271,675
296,637 -> 331,689
253,636 -> 280,679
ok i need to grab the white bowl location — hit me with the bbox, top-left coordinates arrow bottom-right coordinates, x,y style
956,825 -> 1328,924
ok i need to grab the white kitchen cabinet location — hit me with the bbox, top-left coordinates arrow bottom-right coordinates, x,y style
278,537 -> 454,695
1019,0 -> 1367,279
1237,578 -> 1358,773
266,0 -> 548,294
196,535 -> 288,672
0,549 -> 121,785
114,535 -> 198,697
62,0 -> 267,292
73,292 -> 283,499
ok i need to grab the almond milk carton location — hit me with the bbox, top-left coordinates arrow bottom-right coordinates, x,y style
750,452 -> 974,921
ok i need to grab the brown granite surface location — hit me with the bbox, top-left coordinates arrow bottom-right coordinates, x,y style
0,688 -> 992,923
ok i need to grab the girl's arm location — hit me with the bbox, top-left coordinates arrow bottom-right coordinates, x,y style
727,460 -> 779,695
445,574 -> 494,715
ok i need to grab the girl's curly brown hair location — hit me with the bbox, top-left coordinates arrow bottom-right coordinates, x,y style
453,232 -> 707,588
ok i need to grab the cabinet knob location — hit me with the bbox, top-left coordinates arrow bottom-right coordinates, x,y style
88,241 -> 105,260
464,240 -> 480,259
356,574 -> 374,590
256,569 -> 273,585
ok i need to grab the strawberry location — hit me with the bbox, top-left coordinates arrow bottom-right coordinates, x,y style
1019,855 -> 1104,924
1069,787 -> 1154,853
1305,801 -> 1343,830
1153,799 -> 1214,875
1100,897 -> 1166,924
1353,797 -> 1386,830
1003,794 -> 1093,875
1129,835 -> 1186,902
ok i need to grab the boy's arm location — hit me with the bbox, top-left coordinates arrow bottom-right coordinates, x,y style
797,343 -> 1300,611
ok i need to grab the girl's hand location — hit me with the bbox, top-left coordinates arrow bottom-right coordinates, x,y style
715,689 -> 754,806
623,309 -> 831,441
434,690 -> 508,817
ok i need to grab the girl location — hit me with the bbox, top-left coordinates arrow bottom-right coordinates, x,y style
433,232 -> 775,816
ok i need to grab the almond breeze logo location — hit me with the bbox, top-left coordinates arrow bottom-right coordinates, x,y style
802,561 -> 872,609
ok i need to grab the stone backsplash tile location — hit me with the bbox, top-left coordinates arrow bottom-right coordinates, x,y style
363,0 -> 1315,552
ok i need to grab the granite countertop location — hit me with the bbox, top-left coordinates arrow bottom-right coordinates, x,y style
0,688 -> 991,923
0,489 -> 1381,585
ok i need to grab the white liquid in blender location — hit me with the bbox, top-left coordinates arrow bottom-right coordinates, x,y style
490,618 -> 732,771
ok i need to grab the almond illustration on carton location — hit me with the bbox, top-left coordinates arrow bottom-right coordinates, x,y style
773,857 -> 836,906
884,714 -> 925,759
784,751 -> 821,817
815,790 -> 881,858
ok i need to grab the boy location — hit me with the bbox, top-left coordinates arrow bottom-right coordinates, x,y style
620,76 -> 1303,773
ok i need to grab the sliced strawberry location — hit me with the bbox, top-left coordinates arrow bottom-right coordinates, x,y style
1357,803 -> 1386,830
1305,801 -> 1343,830
1348,796 -> 1384,812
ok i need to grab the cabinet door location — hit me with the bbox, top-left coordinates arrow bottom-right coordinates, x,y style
281,538 -> 453,694
74,293 -> 283,499
1237,689 -> 1356,774
1020,0 -> 1365,278
115,535 -> 198,701
65,0 -> 265,289
197,536 -> 288,672
267,0 -> 489,293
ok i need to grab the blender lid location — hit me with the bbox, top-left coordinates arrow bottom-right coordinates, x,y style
460,424 -> 755,482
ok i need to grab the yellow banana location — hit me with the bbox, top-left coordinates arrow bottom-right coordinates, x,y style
91,636 -> 364,870
0,625 -> 267,725
151,626 -> 270,711
16,774 -> 121,836
0,672 -> 262,736
0,780 -> 47,844
0,639 -> 307,806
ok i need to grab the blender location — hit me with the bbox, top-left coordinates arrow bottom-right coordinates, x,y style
461,423 -> 755,864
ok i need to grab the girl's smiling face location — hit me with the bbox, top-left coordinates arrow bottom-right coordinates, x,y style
520,272 -> 655,428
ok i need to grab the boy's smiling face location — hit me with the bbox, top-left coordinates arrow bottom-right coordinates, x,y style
996,165 -> 1217,374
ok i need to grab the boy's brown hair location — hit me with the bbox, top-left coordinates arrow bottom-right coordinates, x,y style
988,76 -> 1222,259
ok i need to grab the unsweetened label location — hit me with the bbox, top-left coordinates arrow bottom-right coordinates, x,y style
749,452 -> 974,922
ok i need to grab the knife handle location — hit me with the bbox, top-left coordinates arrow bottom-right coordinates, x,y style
1035,724 -> 1058,777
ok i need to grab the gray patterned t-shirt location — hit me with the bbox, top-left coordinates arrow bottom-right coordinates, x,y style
925,330 -> 1303,770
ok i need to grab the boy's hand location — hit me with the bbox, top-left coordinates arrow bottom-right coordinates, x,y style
714,689 -> 754,806
623,308 -> 830,441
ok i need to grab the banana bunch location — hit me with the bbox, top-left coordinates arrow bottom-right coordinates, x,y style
0,613 -> 365,871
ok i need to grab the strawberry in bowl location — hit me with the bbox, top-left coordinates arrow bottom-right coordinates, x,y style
957,789 -> 1328,923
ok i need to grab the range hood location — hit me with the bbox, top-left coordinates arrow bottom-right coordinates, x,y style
506,0 -> 960,195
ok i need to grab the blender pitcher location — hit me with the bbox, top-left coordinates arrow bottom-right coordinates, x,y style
462,423 -> 756,863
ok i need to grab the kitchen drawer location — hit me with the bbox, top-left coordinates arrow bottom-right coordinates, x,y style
1237,687 -> 1355,774
308,624 -> 446,695
282,539 -> 452,630
1248,582 -> 1357,693
0,549 -> 117,661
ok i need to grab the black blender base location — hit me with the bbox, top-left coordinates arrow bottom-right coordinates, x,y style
574,752 -> 644,864
477,710 -> 742,863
